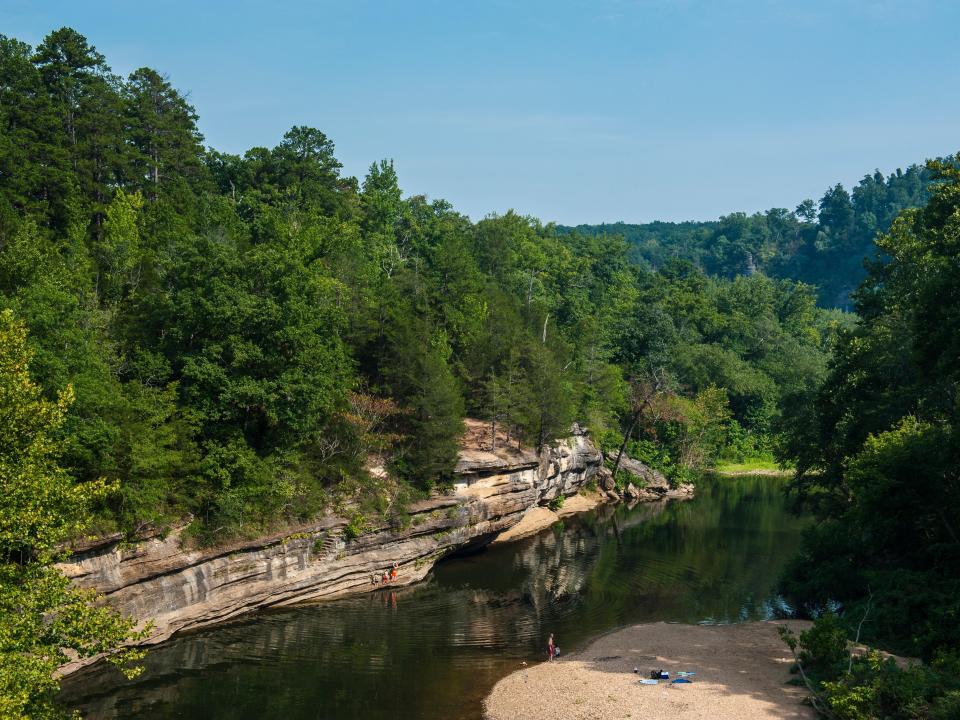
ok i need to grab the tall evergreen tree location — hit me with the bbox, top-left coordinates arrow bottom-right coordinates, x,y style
124,67 -> 206,204
32,28 -> 129,232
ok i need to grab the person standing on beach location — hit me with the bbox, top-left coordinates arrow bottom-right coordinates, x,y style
547,633 -> 555,661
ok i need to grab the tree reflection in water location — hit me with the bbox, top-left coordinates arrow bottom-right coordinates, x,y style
60,474 -> 805,720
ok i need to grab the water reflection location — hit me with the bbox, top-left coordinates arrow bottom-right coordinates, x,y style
61,474 -> 806,720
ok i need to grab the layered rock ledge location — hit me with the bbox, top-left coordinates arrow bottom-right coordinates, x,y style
59,422 -> 697,675
58,424 -> 603,671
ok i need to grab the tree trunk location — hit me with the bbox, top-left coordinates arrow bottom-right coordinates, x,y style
611,411 -> 641,481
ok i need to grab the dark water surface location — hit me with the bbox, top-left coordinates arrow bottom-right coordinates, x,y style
61,474 -> 806,720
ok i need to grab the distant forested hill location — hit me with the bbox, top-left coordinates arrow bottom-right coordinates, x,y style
561,164 -> 938,308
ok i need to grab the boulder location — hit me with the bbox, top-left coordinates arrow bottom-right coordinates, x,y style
596,466 -> 615,492
666,482 -> 696,498
618,457 -> 669,491
624,482 -> 640,500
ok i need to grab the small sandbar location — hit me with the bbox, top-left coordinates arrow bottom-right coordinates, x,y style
492,491 -> 606,544
485,620 -> 814,720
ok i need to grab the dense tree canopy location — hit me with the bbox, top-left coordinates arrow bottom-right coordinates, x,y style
778,157 -> 960,662
565,164 -> 936,309
0,310 -> 143,720
0,27 -> 845,544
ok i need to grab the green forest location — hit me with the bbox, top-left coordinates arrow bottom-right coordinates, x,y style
564,164 -> 935,309
0,28 -> 843,542
772,159 -> 960,718
1,26 -> 958,720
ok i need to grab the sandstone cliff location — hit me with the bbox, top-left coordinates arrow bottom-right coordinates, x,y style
595,455 -> 695,502
58,425 -> 602,670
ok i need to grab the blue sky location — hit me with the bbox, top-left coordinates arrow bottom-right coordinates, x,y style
3,0 -> 958,224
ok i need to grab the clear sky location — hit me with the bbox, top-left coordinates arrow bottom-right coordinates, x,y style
3,0 -> 958,224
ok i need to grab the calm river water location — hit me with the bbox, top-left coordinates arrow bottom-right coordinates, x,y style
60,474 -> 806,720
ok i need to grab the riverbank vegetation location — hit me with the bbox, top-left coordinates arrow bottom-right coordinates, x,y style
713,457 -> 786,475
0,311 -> 145,719
780,614 -> 960,719
775,157 -> 960,718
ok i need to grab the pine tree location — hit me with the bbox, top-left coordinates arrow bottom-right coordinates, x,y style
523,330 -> 576,450
0,36 -> 62,229
124,67 -> 206,204
382,299 -> 465,488
32,28 -> 130,233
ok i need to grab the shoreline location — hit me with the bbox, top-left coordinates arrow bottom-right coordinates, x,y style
485,620 -> 815,720
714,468 -> 792,477
56,427 -> 607,677
491,489 -> 607,543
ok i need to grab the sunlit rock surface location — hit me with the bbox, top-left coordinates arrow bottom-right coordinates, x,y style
58,423 -> 602,667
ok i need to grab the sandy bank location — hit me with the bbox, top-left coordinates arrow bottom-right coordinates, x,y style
492,490 -> 606,544
485,620 -> 814,720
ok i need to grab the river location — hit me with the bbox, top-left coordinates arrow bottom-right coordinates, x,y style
60,474 -> 806,719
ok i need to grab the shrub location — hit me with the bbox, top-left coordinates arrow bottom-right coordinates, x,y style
781,616 -> 960,720
344,513 -> 367,539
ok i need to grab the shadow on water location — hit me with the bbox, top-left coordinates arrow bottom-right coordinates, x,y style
60,474 -> 807,720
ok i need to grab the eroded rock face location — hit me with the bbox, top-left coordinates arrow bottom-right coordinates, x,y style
616,456 -> 696,501
58,428 -> 602,671
618,456 -> 669,488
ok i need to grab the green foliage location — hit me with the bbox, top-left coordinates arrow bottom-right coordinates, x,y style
343,513 -> 367,540
0,27 -> 838,544
665,386 -> 731,475
5,22 -> 940,719
605,435 -> 674,478
564,162 -> 936,309
94,189 -> 143,302
721,419 -> 772,463
781,615 -> 960,720
0,310 -> 145,719
778,156 -> 960,661
798,612 -> 850,673
548,495 -> 565,511
381,304 -> 465,489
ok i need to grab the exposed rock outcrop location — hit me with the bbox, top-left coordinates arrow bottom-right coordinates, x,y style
58,424 -> 602,672
490,489 -> 607,544
616,456 -> 695,501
